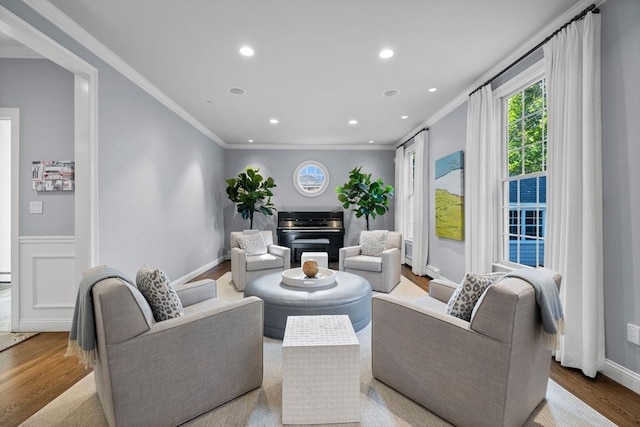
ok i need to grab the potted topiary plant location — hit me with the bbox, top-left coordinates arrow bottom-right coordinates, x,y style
336,166 -> 394,230
226,167 -> 277,229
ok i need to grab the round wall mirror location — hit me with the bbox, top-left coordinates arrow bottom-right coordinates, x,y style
293,161 -> 330,197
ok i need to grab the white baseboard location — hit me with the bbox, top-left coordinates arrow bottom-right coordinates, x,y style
601,359 -> 640,394
18,319 -> 71,332
173,257 -> 225,285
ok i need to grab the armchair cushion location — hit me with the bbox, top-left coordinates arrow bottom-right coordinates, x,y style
445,272 -> 505,321
236,232 -> 268,255
360,231 -> 387,256
136,265 -> 184,322
246,253 -> 284,271
344,255 -> 382,272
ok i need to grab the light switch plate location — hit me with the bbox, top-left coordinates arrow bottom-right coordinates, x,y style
30,201 -> 43,214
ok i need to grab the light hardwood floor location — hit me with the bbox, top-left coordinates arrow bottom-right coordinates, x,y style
1,261 -> 638,427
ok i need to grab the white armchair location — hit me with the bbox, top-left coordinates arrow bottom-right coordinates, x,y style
339,231 -> 402,293
230,230 -> 290,291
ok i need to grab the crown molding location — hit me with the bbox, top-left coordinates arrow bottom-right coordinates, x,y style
22,0 -> 229,149
396,0 -> 604,148
0,45 -> 43,58
227,143 -> 394,151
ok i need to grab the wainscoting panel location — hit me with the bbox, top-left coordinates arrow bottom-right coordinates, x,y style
18,236 -> 75,331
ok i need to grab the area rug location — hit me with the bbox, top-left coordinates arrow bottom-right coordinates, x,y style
0,332 -> 38,352
21,273 -> 615,426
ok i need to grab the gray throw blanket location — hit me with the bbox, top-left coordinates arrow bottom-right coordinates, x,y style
66,266 -> 133,368
504,268 -> 565,351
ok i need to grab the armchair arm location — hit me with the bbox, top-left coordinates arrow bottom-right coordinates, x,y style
339,245 -> 362,270
104,297 -> 264,426
428,278 -> 458,303
381,247 -> 400,261
268,244 -> 289,257
268,244 -> 291,270
175,279 -> 216,307
381,248 -> 401,289
231,247 -> 247,288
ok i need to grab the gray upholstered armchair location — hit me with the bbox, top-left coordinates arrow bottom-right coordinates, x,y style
91,276 -> 264,427
371,268 -> 562,427
339,230 -> 402,293
230,230 -> 290,291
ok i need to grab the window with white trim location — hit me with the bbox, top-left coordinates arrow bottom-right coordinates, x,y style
498,64 -> 547,267
405,147 -> 416,241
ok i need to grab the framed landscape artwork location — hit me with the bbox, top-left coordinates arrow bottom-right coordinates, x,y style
435,150 -> 464,240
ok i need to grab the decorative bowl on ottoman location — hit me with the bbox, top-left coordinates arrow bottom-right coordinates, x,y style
302,259 -> 319,277
282,268 -> 336,288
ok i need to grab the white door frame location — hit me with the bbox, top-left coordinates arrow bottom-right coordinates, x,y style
0,109 -> 19,330
0,6 -> 97,331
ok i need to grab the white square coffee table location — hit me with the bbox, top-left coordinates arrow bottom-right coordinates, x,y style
282,315 -> 360,425
300,251 -> 328,268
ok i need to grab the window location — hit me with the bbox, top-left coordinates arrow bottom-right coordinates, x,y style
500,75 -> 547,267
405,148 -> 416,241
293,161 -> 329,197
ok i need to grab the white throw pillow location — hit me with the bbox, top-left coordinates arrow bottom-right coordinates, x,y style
360,231 -> 387,257
236,232 -> 268,256
136,265 -> 184,322
445,272 -> 505,321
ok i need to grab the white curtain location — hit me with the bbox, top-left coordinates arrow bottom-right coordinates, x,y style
412,130 -> 429,276
543,12 -> 604,378
465,85 -> 499,274
394,146 -> 406,263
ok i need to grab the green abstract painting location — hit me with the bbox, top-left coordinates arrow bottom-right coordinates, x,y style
435,151 -> 464,240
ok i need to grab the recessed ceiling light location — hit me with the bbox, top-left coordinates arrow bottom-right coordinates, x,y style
379,49 -> 394,59
349,119 -> 358,125
239,46 -> 254,56
248,139 -> 254,143
428,87 -> 438,92
383,89 -> 399,97
229,87 -> 246,95
369,140 -> 374,143
270,118 -> 279,124
401,115 -> 408,119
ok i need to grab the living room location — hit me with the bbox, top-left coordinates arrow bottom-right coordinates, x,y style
0,0 -> 638,426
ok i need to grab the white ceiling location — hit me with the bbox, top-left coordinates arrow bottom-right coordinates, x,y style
37,1 -> 580,148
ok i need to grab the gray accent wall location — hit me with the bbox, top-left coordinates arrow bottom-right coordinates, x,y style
600,0 -> 640,375
0,58 -> 74,236
96,66 -> 226,279
1,0 -> 226,280
427,103 -> 468,283
224,149 -> 395,249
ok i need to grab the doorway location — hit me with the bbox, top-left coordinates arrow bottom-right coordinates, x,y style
0,116 -> 11,331
1,5 -> 97,331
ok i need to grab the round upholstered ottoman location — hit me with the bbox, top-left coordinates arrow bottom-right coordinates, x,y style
244,270 -> 372,339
